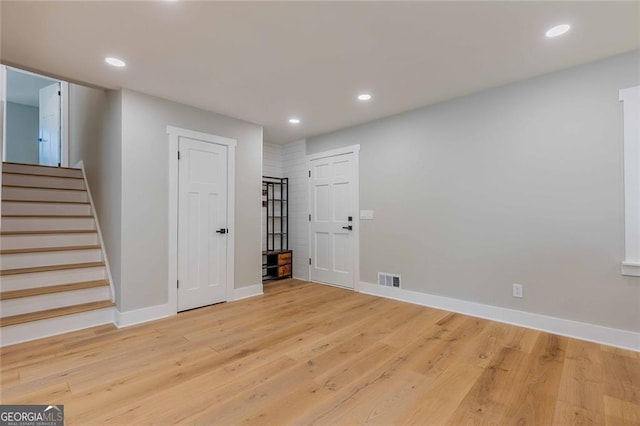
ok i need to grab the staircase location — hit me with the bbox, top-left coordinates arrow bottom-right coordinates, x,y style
0,162 -> 115,346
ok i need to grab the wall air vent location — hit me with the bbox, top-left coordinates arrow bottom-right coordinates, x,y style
378,272 -> 401,288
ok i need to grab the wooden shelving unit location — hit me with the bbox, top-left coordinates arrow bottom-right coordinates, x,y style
262,177 -> 292,281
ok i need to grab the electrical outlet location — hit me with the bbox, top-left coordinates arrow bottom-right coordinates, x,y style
512,283 -> 523,298
360,210 -> 374,220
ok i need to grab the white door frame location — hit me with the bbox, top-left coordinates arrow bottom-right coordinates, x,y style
307,144 -> 360,291
0,65 -> 69,166
167,125 -> 236,314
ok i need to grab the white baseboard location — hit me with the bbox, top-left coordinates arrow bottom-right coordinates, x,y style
622,262 -> 640,277
233,283 -> 263,301
359,282 -> 640,352
116,285 -> 264,328
115,303 -> 175,328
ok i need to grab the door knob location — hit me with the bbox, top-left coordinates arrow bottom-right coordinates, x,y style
342,225 -> 353,231
216,228 -> 227,234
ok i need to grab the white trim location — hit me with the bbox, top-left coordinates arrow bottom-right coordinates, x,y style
620,86 -> 640,278
115,303 -> 173,328
622,262 -> 640,277
166,126 -> 237,148
167,125 -> 237,315
309,280 -> 356,291
359,282 -> 640,352
60,81 -> 69,167
1,64 -> 7,166
74,160 -> 116,303
233,283 -> 264,301
306,144 -> 360,290
0,65 -> 5,218
353,149 -> 360,291
306,144 -> 361,161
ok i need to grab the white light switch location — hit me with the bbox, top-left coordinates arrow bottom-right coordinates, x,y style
360,210 -> 374,220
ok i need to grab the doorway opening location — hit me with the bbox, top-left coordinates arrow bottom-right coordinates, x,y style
2,66 -> 68,167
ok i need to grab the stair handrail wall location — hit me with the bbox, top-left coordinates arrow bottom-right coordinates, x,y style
74,160 -> 116,304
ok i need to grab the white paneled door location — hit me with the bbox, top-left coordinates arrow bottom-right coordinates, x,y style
178,137 -> 228,311
309,152 -> 357,288
38,83 -> 61,166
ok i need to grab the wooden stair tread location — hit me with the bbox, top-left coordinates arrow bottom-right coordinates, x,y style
1,199 -> 90,205
0,300 -> 114,327
2,171 -> 84,180
2,161 -> 81,171
2,184 -> 87,192
0,245 -> 101,255
0,261 -> 105,276
2,214 -> 93,218
0,230 -> 97,236
0,280 -> 109,300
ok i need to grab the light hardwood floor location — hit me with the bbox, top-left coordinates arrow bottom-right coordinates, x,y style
1,279 -> 639,425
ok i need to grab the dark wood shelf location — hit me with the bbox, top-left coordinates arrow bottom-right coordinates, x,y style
261,249 -> 292,280
263,177 -> 291,281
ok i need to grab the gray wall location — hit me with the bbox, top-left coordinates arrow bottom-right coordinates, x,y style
120,89 -> 263,312
68,84 -> 122,306
6,101 -> 38,164
307,50 -> 640,332
68,86 -> 263,313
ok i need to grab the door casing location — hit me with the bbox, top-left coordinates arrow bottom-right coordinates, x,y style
307,144 -> 360,291
168,125 -> 236,314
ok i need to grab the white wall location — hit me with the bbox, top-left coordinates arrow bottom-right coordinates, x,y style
120,89 -> 262,312
283,139 -> 309,280
262,143 -> 283,252
68,84 -> 122,306
5,101 -> 38,164
263,142 -> 283,178
307,50 -> 640,333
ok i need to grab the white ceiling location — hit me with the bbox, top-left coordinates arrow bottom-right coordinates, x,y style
6,68 -> 57,107
1,1 -> 638,144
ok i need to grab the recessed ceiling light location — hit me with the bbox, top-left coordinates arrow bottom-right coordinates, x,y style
545,24 -> 571,38
105,57 -> 126,67
357,93 -> 372,101
288,118 -> 301,124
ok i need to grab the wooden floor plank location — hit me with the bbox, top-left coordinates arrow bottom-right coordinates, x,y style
556,339 -> 605,415
1,279 -> 638,425
602,350 -> 640,404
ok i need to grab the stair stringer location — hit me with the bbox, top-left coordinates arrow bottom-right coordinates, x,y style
75,160 -> 116,305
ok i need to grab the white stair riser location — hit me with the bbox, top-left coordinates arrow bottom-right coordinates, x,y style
2,173 -> 85,190
1,249 -> 103,269
2,186 -> 89,203
2,163 -> 84,178
0,217 -> 96,231
2,201 -> 91,216
0,307 -> 114,347
0,267 -> 107,291
0,233 -> 99,250
1,286 -> 111,317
